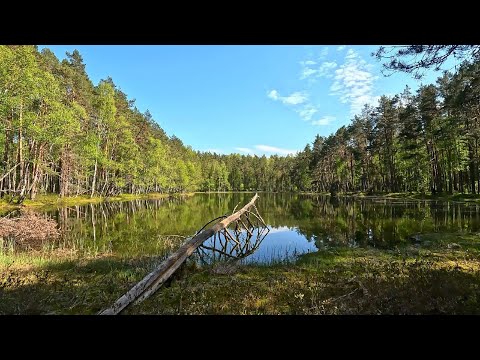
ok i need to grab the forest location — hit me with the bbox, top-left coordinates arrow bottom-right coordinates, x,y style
3,45 -> 480,316
2,45 -> 480,201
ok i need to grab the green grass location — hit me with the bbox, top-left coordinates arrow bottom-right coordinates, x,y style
2,232 -> 480,314
3,190 -> 480,211
0,192 -> 194,211
7,190 -> 473,211
0,250 -> 166,314
308,190 -> 480,202
130,239 -> 480,315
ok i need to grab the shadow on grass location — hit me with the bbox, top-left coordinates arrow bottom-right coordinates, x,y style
0,255 -> 188,315
2,245 -> 480,315
128,248 -> 480,315
320,259 -> 480,314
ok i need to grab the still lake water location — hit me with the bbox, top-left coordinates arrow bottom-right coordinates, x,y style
39,193 -> 480,263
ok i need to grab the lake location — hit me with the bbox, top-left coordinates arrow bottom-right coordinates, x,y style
28,193 -> 480,264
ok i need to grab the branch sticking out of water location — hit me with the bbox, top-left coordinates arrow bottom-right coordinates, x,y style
99,193 -> 264,315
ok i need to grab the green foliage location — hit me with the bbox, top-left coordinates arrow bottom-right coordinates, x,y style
298,61 -> 480,195
2,46 -> 480,198
4,194 -> 480,314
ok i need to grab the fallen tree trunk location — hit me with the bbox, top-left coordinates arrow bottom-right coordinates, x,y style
99,193 -> 259,315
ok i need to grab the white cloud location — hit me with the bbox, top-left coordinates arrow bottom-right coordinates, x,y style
297,104 -> 318,121
345,48 -> 358,59
330,81 -> 342,92
267,89 -> 279,101
300,60 -> 337,80
319,47 -> 329,58
329,49 -> 379,116
267,89 -> 308,105
235,147 -> 254,154
312,115 -> 336,126
204,148 -> 223,154
300,67 -> 317,80
269,46 -> 380,129
268,226 -> 291,234
282,92 -> 308,105
255,145 -> 297,155
317,61 -> 337,77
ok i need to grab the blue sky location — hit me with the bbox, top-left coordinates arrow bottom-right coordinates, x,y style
39,45 -> 458,156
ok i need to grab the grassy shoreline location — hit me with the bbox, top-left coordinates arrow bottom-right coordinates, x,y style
300,191 -> 480,202
343,191 -> 480,201
1,232 -> 480,314
121,232 -> 480,314
2,190 -> 480,212
196,190 -> 480,202
0,192 -> 194,211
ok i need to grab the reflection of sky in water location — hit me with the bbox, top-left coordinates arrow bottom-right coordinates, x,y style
196,225 -> 318,264
43,193 -> 480,265
240,225 -> 318,263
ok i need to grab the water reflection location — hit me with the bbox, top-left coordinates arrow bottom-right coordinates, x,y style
196,227 -> 270,264
33,193 -> 480,263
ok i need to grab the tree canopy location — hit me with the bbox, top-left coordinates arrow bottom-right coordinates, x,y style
374,45 -> 480,79
2,46 -> 480,202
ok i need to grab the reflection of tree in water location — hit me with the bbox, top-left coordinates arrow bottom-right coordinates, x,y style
195,211 -> 270,264
290,197 -> 480,249
38,193 -> 480,257
47,195 -> 241,257
289,198 -> 315,220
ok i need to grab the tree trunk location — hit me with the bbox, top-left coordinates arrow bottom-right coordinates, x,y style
1,115 -> 12,197
469,143 -> 476,194
91,159 -> 97,198
101,170 -> 108,196
29,145 -> 43,200
18,103 -> 24,189
59,146 -> 70,197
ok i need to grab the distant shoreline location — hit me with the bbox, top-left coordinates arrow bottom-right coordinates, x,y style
0,192 -> 194,212
3,190 -> 480,212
